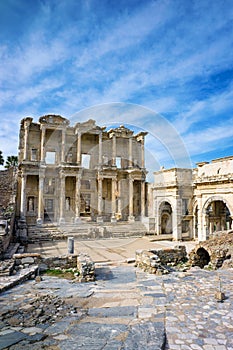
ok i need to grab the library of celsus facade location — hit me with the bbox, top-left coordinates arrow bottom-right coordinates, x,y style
16,115 -> 147,225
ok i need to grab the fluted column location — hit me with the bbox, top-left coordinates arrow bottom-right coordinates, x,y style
97,176 -> 103,222
128,176 -> 134,221
59,171 -> 66,224
111,177 -> 117,222
61,129 -> 66,163
20,172 -> 26,219
77,132 -> 81,165
128,137 -> 133,167
112,134 -> 116,166
40,126 -> 46,163
75,174 -> 81,223
37,172 -> 45,225
99,133 -> 103,166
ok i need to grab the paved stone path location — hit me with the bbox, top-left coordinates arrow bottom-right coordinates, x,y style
0,264 -> 233,349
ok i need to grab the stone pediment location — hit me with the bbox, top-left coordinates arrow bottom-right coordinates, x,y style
39,115 -> 70,126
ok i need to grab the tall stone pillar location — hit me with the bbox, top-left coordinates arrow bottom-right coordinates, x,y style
37,172 -> 45,225
128,137 -> 133,167
197,196 -> 206,241
40,126 -> 46,163
128,176 -> 135,221
141,139 -> 145,168
75,174 -> 81,223
141,181 -> 145,218
112,134 -> 116,166
61,129 -> 66,163
20,172 -> 27,219
59,171 -> 66,224
172,197 -> 182,240
111,177 -> 117,222
23,121 -> 30,160
97,176 -> 103,222
77,132 -> 81,165
99,133 -> 103,166
117,180 -> 122,219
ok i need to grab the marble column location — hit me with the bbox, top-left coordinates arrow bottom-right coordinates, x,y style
75,174 -> 81,223
40,126 -> 46,163
141,181 -> 145,217
128,137 -> 133,167
112,134 -> 116,166
99,133 -> 103,166
111,177 -> 117,222
141,139 -> 145,168
20,172 -> 26,219
23,122 -> 30,160
61,129 -> 66,163
128,176 -> 134,221
59,172 -> 66,224
37,173 -> 45,225
77,132 -> 81,165
97,177 -> 103,222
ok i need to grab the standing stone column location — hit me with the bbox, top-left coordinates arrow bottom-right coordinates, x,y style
23,121 -> 30,161
141,139 -> 145,168
97,176 -> 103,223
128,137 -> 133,167
20,172 -> 27,219
112,134 -> 116,166
40,126 -> 46,163
172,198 -> 182,240
117,180 -> 122,219
61,129 -> 66,163
111,177 -> 117,222
76,132 -> 81,165
128,176 -> 135,221
98,133 -> 103,166
59,172 -> 66,224
141,181 -> 145,218
75,174 -> 81,223
37,172 -> 45,225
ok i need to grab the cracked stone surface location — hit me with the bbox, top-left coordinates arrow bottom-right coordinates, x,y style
0,265 -> 233,349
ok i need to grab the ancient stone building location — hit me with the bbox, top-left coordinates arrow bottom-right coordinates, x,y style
16,115 -> 147,226
150,156 -> 233,241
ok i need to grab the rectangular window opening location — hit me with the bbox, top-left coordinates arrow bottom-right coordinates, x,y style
45,151 -> 56,164
81,154 -> 90,169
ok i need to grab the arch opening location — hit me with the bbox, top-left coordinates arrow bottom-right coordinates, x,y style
195,248 -> 210,268
159,201 -> 172,234
205,200 -> 232,236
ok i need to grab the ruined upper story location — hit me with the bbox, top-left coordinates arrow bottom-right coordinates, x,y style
153,168 -> 193,189
194,156 -> 233,185
18,115 -> 147,171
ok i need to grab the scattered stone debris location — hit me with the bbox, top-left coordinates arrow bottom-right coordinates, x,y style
135,245 -> 187,275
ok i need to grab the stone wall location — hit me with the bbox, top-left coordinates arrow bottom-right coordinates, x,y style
12,252 -> 95,282
135,245 -> 187,275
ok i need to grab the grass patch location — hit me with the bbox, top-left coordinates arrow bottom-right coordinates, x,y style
44,268 -> 80,280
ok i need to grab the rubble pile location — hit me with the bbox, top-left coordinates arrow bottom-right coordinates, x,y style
135,246 -> 187,275
0,293 -> 80,328
189,232 -> 233,269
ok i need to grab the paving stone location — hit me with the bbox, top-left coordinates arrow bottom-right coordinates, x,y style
0,331 -> 28,350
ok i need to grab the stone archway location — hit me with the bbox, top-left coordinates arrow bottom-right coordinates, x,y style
159,201 -> 172,234
204,199 -> 232,235
190,247 -> 210,268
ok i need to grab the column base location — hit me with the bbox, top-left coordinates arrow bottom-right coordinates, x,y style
97,216 -> 103,223
59,218 -> 65,225
111,214 -> 117,223
74,216 -> 81,224
36,218 -> 43,225
128,215 -> 135,222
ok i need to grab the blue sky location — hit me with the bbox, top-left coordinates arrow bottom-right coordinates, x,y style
0,0 -> 233,179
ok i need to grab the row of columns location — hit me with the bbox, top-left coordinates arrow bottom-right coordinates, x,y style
20,172 -> 146,224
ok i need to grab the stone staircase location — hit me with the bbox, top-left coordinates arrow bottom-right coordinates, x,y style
27,220 -> 148,242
